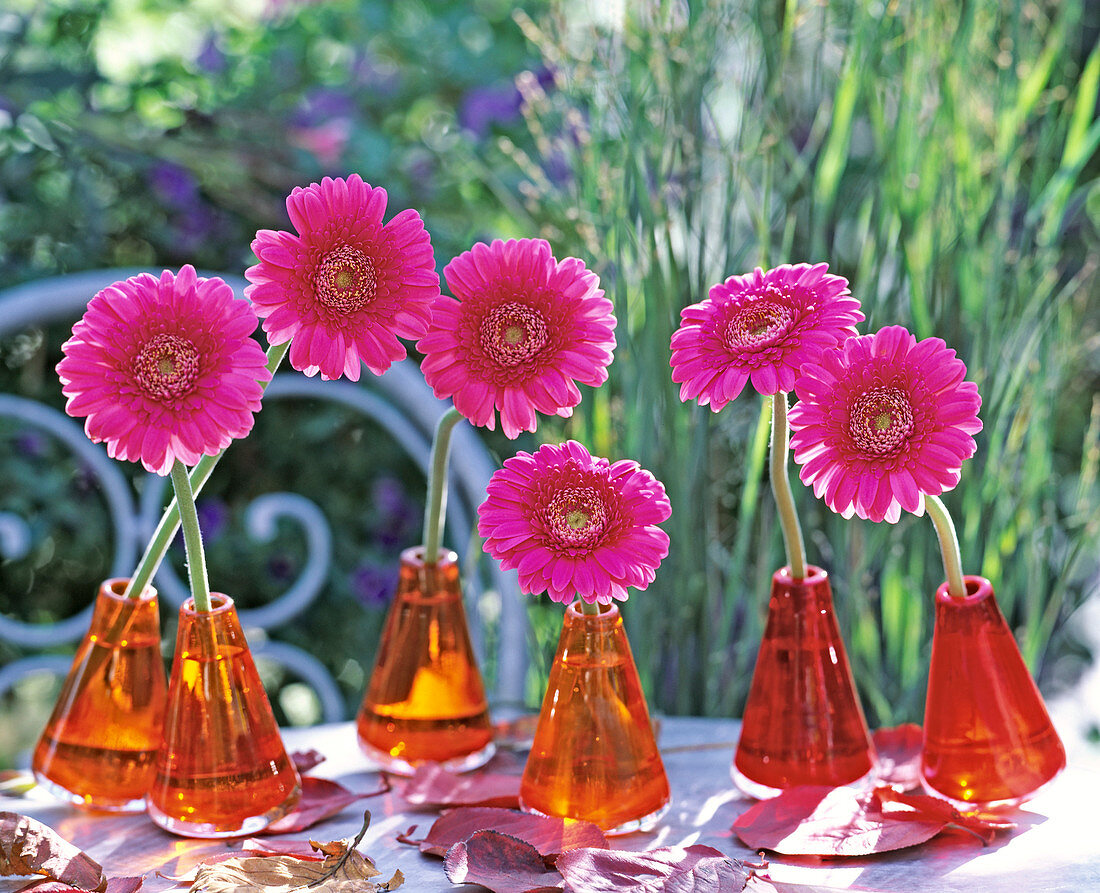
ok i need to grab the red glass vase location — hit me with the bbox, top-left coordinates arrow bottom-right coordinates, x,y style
520,601 -> 669,834
32,578 -> 168,811
147,594 -> 301,837
733,565 -> 876,798
921,576 -> 1066,809
356,547 -> 494,774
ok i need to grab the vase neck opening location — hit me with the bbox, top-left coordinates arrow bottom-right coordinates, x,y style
935,575 -> 993,607
102,577 -> 158,604
181,593 -> 233,616
403,545 -> 458,568
565,600 -> 619,625
774,564 -> 828,588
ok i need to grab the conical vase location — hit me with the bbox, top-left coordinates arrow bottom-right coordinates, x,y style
32,578 -> 168,811
520,601 -> 669,834
356,546 -> 494,774
733,565 -> 876,798
147,594 -> 301,837
921,575 -> 1066,809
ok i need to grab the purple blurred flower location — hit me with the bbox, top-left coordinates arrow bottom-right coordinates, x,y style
542,149 -> 573,187
15,431 -> 47,459
351,560 -> 398,608
352,51 -> 401,97
268,555 -> 297,582
371,476 -> 418,548
172,204 -> 228,257
196,37 -> 227,74
293,88 -> 356,128
196,497 -> 230,543
290,89 -> 355,167
148,162 -> 199,209
458,83 -> 522,138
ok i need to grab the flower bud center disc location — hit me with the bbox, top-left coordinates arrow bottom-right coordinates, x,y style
133,333 -> 200,401
314,245 -> 378,313
849,386 -> 915,455
481,302 -> 548,367
547,487 -> 606,549
725,296 -> 794,350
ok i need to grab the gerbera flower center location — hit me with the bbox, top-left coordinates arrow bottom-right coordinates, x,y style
480,302 -> 548,367
133,333 -> 200,401
546,486 -> 607,550
725,295 -> 795,350
848,386 -> 915,455
313,244 -> 378,313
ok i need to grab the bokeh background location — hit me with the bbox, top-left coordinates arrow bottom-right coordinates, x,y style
2,0 -> 1099,767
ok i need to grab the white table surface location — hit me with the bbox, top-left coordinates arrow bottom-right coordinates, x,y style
2,717 -> 1099,892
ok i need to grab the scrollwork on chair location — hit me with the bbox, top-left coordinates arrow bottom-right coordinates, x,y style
0,269 -> 527,728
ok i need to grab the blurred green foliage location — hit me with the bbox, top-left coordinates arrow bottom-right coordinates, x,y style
0,0 -> 544,765
511,0 -> 1100,722
1,0 -> 1099,771
0,0 -> 543,284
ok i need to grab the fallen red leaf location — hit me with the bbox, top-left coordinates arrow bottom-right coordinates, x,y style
554,844 -> 752,892
398,806 -> 608,858
874,788 -> 1016,843
0,813 -> 105,892
261,776 -> 390,834
872,724 -> 923,791
288,750 -> 326,775
443,831 -> 562,892
401,761 -> 521,809
732,784 -> 1012,857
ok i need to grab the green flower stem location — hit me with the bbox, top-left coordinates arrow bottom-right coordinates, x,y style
769,392 -> 807,580
422,406 -> 464,563
579,600 -> 601,616
123,340 -> 289,599
925,493 -> 967,599
170,460 -> 211,612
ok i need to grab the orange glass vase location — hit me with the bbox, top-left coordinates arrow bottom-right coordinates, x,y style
733,565 -> 876,798
32,578 -> 168,811
921,576 -> 1066,809
147,594 -> 301,837
520,601 -> 669,834
356,547 -> 494,774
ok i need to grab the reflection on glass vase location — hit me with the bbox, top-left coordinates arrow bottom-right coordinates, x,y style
32,578 -> 168,812
147,594 -> 301,838
520,601 -> 670,834
922,576 -> 1066,809
733,565 -> 876,799
356,547 -> 494,774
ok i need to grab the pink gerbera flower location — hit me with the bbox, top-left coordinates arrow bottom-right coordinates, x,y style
418,239 -> 616,439
788,325 -> 983,524
56,266 -> 272,476
670,263 -> 863,409
245,173 -> 440,381
478,441 -> 671,605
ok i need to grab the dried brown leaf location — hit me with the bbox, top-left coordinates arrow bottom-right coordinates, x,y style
187,844 -> 401,893
0,812 -> 105,892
